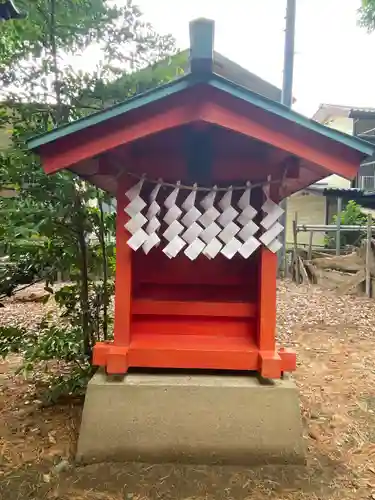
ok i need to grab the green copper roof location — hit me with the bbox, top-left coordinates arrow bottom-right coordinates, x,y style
27,17 -> 374,158
207,76 -> 375,156
27,71 -> 375,157
27,76 -> 192,150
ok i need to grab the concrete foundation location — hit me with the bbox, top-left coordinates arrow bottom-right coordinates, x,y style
76,370 -> 305,465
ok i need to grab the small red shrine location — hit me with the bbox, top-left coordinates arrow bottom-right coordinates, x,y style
28,19 -> 373,380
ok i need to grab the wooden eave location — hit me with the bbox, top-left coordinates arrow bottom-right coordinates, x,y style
28,72 -> 374,159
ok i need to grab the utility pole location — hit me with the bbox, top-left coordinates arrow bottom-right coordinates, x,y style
281,0 -> 296,108
279,0 -> 296,273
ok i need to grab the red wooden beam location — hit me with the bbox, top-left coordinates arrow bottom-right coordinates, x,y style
256,248 -> 282,378
92,340 -> 296,375
131,318 -> 254,337
132,299 -> 256,318
257,248 -> 277,352
199,101 -> 359,180
41,104 -> 198,174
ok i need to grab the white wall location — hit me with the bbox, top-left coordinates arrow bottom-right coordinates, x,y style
286,191 -> 326,248
323,115 -> 353,134
316,115 -> 354,188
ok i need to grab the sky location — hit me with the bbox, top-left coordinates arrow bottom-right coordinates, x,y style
129,0 -> 375,117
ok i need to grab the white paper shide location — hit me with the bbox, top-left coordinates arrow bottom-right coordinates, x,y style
124,180 -> 284,259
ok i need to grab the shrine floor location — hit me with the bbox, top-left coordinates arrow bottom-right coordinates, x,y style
1,279 -> 375,500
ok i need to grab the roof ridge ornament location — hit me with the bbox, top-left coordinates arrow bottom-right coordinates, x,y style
189,18 -> 215,75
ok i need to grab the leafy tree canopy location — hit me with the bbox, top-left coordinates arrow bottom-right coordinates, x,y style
358,0 -> 375,31
1,0 -> 176,113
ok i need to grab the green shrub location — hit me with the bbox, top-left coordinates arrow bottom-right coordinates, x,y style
0,323 -> 93,403
325,200 -> 367,248
0,325 -> 36,358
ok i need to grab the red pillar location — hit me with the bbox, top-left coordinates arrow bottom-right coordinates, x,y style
257,247 -> 282,378
93,175 -> 132,374
113,176 -> 132,347
105,176 -> 132,373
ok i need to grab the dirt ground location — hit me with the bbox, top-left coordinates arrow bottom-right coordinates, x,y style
1,280 -> 375,499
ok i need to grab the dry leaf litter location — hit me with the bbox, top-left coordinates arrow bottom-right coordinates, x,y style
0,280 -> 374,499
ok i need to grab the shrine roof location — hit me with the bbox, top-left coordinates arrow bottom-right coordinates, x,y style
27,69 -> 374,157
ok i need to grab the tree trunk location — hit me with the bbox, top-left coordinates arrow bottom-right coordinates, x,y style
77,224 -> 93,357
74,193 -> 92,358
97,190 -> 109,340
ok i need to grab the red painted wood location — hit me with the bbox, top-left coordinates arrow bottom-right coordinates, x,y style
130,332 -> 256,349
259,351 -> 282,379
127,151 -> 282,184
98,174 -> 295,377
128,333 -> 258,370
132,299 -> 256,318
131,317 -> 255,337
39,83 -> 362,190
257,247 -> 277,352
107,346 -> 129,374
42,104 -> 197,174
113,176 -> 132,346
128,152 -> 186,181
92,342 -> 110,366
33,81 -> 313,378
133,284 -> 256,303
117,125 -> 289,185
128,349 -> 257,371
93,341 -> 296,375
133,250 -> 258,287
207,86 -> 363,172
213,159 -> 283,183
199,101 -> 359,180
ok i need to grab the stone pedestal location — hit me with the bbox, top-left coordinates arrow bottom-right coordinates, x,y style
76,370 -> 305,465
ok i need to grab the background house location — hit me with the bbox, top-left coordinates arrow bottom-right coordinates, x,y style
313,104 -> 375,190
285,104 -> 375,248
350,108 -> 375,190
284,104 -> 354,248
285,184 -> 337,247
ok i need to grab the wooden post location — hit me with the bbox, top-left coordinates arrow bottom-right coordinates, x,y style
92,175 -> 132,373
308,231 -> 314,260
365,213 -> 372,298
284,250 -> 289,278
336,197 -> 342,256
113,176 -> 133,347
257,247 -> 281,378
292,212 -> 299,283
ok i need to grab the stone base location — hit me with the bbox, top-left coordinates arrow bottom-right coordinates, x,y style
76,370 -> 305,465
